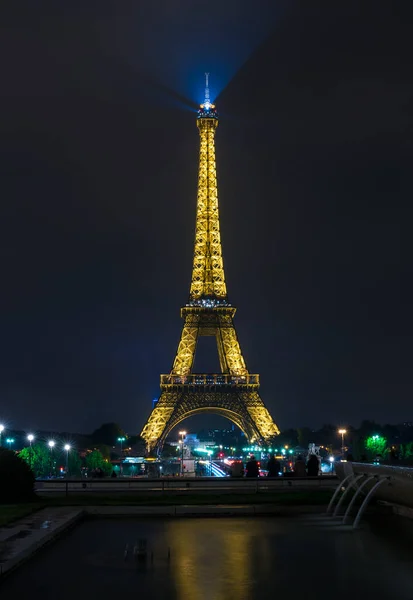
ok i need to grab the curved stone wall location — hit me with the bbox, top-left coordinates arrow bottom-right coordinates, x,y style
336,461 -> 413,509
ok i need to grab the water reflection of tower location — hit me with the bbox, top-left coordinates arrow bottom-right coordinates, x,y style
168,520 -> 252,600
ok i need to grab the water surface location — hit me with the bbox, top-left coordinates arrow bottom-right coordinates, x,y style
1,516 -> 412,600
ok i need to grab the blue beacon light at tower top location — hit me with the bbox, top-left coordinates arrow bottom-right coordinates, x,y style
198,72 -> 218,119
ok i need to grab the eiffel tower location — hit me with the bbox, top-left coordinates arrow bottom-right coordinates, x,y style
141,75 -> 279,454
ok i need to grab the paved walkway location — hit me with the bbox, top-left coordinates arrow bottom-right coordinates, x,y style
0,507 -> 83,577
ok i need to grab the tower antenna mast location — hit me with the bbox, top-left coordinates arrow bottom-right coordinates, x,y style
204,72 -> 210,107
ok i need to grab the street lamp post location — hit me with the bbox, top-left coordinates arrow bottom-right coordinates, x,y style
338,429 -> 347,458
117,437 -> 126,476
6,438 -> 14,450
64,444 -> 71,476
179,430 -> 187,476
48,440 -> 55,478
27,434 -> 34,471
0,424 -> 4,447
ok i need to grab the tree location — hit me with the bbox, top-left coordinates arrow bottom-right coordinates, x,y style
297,427 -> 312,448
67,451 -> 82,476
382,423 -> 400,445
91,423 -> 125,446
128,435 -> 146,456
400,441 -> 413,460
19,443 -> 51,478
0,447 -> 35,503
359,420 -> 382,437
92,444 -> 111,460
276,429 -> 298,447
85,450 -> 112,475
316,424 -> 337,447
86,449 -> 105,470
365,435 -> 388,460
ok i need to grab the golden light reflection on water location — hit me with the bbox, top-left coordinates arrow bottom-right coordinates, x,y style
166,518 -> 274,600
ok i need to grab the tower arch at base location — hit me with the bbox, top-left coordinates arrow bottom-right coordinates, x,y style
141,390 -> 278,455
159,406 -> 251,447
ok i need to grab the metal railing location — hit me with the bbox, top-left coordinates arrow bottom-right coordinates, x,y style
160,373 -> 260,389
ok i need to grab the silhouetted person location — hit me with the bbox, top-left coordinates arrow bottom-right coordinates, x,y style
245,455 -> 259,478
266,455 -> 281,477
294,455 -> 306,477
307,454 -> 319,476
346,453 -> 354,462
111,470 -> 117,478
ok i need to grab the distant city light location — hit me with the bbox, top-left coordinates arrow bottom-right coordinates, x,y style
48,440 -> 55,448
64,444 -> 71,451
27,434 -> 34,442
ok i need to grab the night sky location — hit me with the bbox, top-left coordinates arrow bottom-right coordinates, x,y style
1,0 -> 412,434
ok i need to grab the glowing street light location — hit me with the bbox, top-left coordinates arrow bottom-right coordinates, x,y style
27,434 -> 35,470
338,429 -> 347,458
0,424 -> 4,447
48,440 -> 55,478
6,438 -> 15,450
179,431 -> 187,475
117,437 -> 126,476
64,444 -> 71,476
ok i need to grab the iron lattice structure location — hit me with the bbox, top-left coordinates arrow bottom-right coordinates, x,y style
141,76 -> 279,453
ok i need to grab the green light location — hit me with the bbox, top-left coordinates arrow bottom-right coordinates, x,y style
289,450 -> 293,454
194,447 -> 212,454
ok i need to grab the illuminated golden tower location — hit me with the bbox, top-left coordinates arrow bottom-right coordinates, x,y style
141,74 -> 279,453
